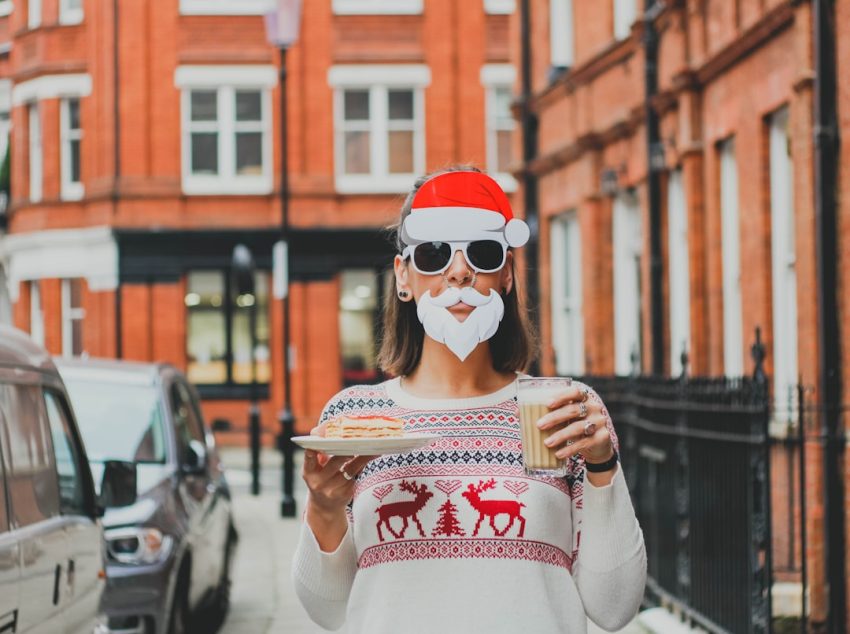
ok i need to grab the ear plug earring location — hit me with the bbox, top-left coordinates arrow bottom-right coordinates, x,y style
398,290 -> 410,299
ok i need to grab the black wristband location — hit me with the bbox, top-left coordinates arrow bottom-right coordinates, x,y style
584,450 -> 619,473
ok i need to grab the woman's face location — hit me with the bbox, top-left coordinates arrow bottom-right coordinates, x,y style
394,247 -> 514,323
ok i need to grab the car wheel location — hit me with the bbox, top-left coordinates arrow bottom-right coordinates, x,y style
199,528 -> 236,631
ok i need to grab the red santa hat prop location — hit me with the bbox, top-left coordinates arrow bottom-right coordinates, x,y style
400,171 -> 530,248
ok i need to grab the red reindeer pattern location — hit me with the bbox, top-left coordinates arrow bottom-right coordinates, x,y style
375,480 -> 434,542
462,479 -> 526,538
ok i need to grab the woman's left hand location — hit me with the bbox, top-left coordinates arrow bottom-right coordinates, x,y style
535,384 -> 615,464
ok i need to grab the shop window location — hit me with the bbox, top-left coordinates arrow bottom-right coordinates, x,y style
339,270 -> 380,386
61,278 -> 85,357
186,270 -> 270,388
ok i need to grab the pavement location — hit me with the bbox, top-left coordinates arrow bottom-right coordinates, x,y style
217,446 -> 647,634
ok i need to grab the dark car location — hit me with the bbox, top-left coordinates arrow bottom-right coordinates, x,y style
56,359 -> 237,634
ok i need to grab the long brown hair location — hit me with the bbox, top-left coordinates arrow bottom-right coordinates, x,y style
377,166 -> 537,376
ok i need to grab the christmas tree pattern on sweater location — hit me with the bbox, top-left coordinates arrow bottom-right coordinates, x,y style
318,381 -> 617,574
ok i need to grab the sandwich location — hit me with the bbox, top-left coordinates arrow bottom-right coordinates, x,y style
325,415 -> 405,439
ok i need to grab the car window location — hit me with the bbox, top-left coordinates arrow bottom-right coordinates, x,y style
43,390 -> 88,517
170,382 -> 205,453
0,383 -> 60,526
0,407 -> 8,534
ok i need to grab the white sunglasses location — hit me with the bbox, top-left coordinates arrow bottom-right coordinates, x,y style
401,239 -> 508,275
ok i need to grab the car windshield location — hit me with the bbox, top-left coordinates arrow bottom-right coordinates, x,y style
63,374 -> 167,464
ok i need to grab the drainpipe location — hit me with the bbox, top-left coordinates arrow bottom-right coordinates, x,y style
644,0 -> 664,376
113,0 -> 123,358
813,1 -> 845,632
519,0 -> 540,371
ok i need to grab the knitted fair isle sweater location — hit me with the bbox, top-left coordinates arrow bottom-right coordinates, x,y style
292,378 -> 647,633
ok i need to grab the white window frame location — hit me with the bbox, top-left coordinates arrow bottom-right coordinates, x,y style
549,0 -> 575,69
28,103 -> 42,203
720,138 -> 743,377
550,212 -> 584,375
769,108 -> 798,423
332,0 -> 423,14
484,0 -> 515,14
667,168 -> 691,375
58,0 -> 83,25
176,66 -> 276,196
0,1 -> 13,18
480,64 -> 517,192
60,278 -> 85,357
30,280 -> 44,346
179,0 -> 270,15
329,65 -> 430,194
613,191 -> 642,375
27,0 -> 40,29
60,98 -> 84,201
613,0 -> 637,40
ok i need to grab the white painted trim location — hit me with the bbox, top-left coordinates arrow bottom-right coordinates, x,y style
332,0 -> 423,15
613,191 -> 642,375
28,103 -> 41,203
550,212 -> 584,375
30,280 -> 44,345
12,74 -> 92,106
4,227 -> 118,301
328,64 -> 431,88
179,0 -> 270,15
668,168 -> 690,375
480,64 -> 515,86
720,138 -> 743,377
484,0 -> 515,14
60,97 -> 84,202
0,1 -> 13,18
613,0 -> 637,40
58,0 -> 83,25
549,0 -> 575,68
27,0 -> 40,29
175,65 -> 277,89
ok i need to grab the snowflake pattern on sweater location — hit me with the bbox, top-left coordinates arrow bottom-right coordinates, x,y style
317,378 -> 619,575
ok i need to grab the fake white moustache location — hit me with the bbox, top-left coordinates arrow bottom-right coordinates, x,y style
416,287 -> 505,362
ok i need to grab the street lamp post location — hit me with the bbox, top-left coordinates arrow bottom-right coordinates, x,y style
265,0 -> 302,518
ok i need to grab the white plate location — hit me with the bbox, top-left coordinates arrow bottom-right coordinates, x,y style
291,433 -> 438,457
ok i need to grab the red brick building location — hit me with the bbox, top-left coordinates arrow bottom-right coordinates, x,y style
0,0 -> 518,441
513,0 -> 849,627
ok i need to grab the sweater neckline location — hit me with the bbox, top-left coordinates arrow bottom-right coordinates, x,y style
384,375 -> 518,410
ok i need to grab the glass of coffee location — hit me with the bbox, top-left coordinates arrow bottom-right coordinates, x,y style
517,377 -> 572,477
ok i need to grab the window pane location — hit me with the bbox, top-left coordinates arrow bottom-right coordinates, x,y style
170,383 -> 205,461
186,271 -> 227,384
232,271 -> 270,385
388,130 -> 413,174
388,90 -> 414,120
63,378 -> 166,464
236,132 -> 263,176
344,131 -> 370,174
236,91 -> 262,122
344,90 -> 369,121
191,133 -> 218,175
70,139 -> 81,183
191,91 -> 218,122
71,318 -> 84,356
1,384 -> 60,527
496,130 -> 512,174
493,87 -> 512,119
339,270 -> 379,386
68,98 -> 81,130
44,392 -> 86,516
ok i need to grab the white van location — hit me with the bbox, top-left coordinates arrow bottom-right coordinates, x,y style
0,325 -> 135,633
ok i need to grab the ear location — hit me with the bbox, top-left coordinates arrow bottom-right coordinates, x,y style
394,254 -> 409,290
501,250 -> 514,295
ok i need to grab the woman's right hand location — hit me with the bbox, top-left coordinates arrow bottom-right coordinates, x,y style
301,423 -> 375,551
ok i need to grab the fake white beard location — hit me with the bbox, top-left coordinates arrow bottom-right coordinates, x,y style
416,286 -> 505,362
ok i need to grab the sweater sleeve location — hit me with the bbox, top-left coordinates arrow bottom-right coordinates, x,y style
291,518 -> 358,631
573,464 -> 647,631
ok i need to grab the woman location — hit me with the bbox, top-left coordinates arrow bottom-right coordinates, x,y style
293,168 -> 646,633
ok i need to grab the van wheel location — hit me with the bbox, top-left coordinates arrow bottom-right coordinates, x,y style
168,567 -> 190,634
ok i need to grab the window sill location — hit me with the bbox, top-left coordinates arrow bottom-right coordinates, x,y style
61,183 -> 84,201
483,0 -> 515,15
58,9 -> 83,25
335,174 -> 418,195
0,3 -> 13,18
179,0 -> 269,15
332,0 -> 423,15
182,177 -> 273,197
196,383 -> 270,401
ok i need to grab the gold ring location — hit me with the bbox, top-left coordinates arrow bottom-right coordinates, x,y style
341,469 -> 354,481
